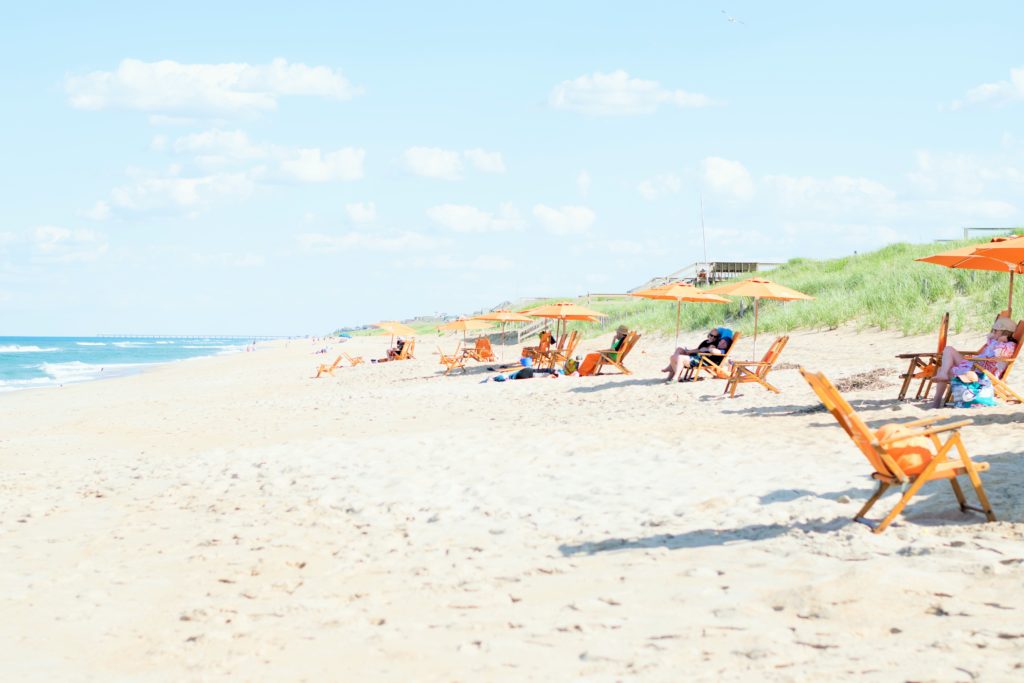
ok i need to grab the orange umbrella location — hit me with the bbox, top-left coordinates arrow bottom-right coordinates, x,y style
438,317 -> 493,344
520,302 -> 607,338
472,309 -> 534,359
944,235 -> 1024,317
631,282 -> 731,344
374,321 -> 417,336
707,278 -> 813,355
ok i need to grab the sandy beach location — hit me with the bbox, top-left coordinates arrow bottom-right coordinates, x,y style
2,328 -> 1024,682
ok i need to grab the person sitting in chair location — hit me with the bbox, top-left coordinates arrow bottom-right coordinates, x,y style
663,327 -> 733,382
931,317 -> 1017,408
383,337 -> 405,361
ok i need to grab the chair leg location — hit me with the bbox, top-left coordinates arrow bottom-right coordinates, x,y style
874,475 -> 930,534
953,439 -> 996,522
898,359 -> 917,400
948,477 -> 968,511
854,481 -> 890,525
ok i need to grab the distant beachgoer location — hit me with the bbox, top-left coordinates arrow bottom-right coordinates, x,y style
577,325 -> 630,376
931,317 -> 1017,408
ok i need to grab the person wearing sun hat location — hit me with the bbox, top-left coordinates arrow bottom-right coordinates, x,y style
662,326 -> 732,382
931,316 -> 1018,408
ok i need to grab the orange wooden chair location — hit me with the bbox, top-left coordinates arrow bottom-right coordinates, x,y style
896,312 -> 949,400
936,316 -> 1024,405
538,330 -> 580,369
800,367 -> 995,534
343,352 -> 364,366
594,331 -> 641,375
395,339 -> 415,360
681,332 -> 743,381
463,337 -> 496,362
723,335 -> 789,397
314,355 -> 342,378
438,345 -> 466,375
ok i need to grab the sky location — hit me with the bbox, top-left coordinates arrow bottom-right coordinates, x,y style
2,1 -> 1024,335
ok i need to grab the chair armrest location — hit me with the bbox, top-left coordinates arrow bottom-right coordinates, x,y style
898,416 -> 944,428
896,352 -> 938,359
730,360 -> 770,368
878,420 -> 974,445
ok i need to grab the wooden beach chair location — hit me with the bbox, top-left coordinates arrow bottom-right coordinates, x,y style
538,330 -> 580,369
723,335 -> 789,397
800,367 -> 995,534
594,331 -> 641,375
463,337 -> 496,362
343,352 -> 364,366
314,355 -> 342,378
522,336 -> 551,362
896,312 -> 949,400
939,317 -> 1024,405
438,345 -> 466,375
395,339 -> 415,360
681,332 -> 743,381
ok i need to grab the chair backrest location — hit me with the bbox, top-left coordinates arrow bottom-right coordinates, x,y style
326,355 -> 342,369
398,339 -> 415,359
756,336 -> 789,377
555,333 -> 567,352
799,368 -> 903,479
564,330 -> 581,357
537,338 -> 551,354
617,331 -> 641,361
476,337 -> 492,353
936,312 -> 949,356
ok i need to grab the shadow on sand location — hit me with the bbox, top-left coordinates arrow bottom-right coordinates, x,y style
558,517 -> 849,556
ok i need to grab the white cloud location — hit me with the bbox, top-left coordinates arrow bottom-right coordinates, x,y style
426,203 -> 523,232
765,174 -> 894,212
637,173 -> 682,200
298,231 -> 440,252
463,148 -> 505,173
532,204 -> 596,235
345,202 -> 377,224
65,58 -> 362,114
952,65 -> 1024,109
703,157 -> 755,201
280,147 -> 365,182
0,231 -> 17,249
84,201 -> 111,221
550,70 -> 717,116
908,150 -> 1024,198
108,170 -> 257,213
577,170 -> 592,198
173,129 -> 267,164
404,146 -> 462,180
32,226 -> 108,263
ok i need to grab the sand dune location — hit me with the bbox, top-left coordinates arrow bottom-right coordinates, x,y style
2,328 -> 1023,681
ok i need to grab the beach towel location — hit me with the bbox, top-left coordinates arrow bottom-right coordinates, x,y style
578,352 -> 600,376
951,374 -> 997,408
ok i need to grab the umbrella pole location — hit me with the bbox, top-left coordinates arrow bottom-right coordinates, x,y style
675,300 -> 681,346
1010,271 -> 1015,318
753,299 -> 759,358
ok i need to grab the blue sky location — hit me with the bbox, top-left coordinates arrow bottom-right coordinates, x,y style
2,2 -> 1023,335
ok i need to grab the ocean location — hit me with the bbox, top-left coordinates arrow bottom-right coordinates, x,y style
0,336 -> 252,393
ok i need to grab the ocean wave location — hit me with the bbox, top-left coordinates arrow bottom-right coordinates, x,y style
76,341 -> 107,346
38,361 -> 148,384
0,345 -> 59,353
0,376 -> 54,392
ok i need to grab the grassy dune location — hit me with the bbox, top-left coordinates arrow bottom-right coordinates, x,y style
574,238 -> 1022,339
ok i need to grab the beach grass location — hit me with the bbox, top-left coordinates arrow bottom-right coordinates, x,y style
570,237 -> 1023,339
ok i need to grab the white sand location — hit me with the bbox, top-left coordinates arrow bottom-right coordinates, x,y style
2,329 -> 1023,681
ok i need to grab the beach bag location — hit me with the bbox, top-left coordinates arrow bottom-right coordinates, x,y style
951,374 -> 997,408
874,424 -> 935,476
564,357 -> 579,374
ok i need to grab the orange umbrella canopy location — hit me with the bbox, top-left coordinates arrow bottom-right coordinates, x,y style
521,301 -> 607,338
472,309 -> 533,323
706,278 -> 813,355
520,302 -> 607,320
706,277 -> 814,301
631,282 -> 730,342
917,236 -> 1024,315
438,317 -> 493,332
373,321 -> 417,336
